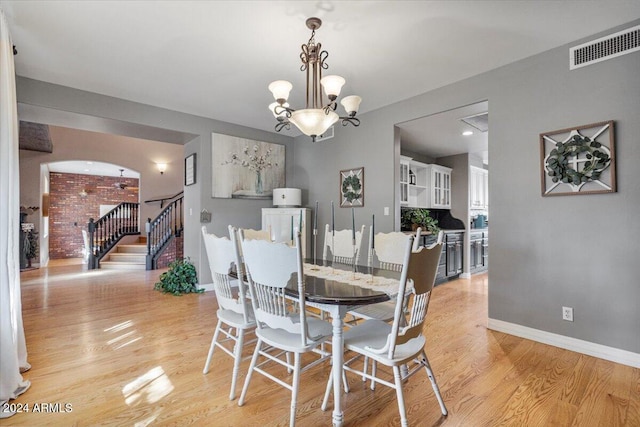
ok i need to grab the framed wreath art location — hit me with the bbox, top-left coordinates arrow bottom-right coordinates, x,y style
540,121 -> 616,197
340,167 -> 364,207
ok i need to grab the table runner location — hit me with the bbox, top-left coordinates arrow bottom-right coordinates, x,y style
303,263 -> 405,296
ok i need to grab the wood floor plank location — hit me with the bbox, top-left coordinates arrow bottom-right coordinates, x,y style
4,262 -> 638,426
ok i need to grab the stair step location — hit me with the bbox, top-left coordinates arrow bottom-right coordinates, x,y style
116,244 -> 147,254
100,261 -> 146,271
108,253 -> 146,263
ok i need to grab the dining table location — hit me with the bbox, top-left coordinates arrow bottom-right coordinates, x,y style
284,259 -> 402,427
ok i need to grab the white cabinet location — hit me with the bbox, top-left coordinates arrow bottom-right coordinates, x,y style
429,164 -> 452,209
261,208 -> 311,257
400,156 -> 410,205
399,158 -> 452,209
470,166 -> 488,210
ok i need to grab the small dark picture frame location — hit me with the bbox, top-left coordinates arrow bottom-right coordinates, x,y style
185,153 -> 196,186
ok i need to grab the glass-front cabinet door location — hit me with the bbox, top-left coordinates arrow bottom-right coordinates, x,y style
430,165 -> 451,209
399,157 -> 410,205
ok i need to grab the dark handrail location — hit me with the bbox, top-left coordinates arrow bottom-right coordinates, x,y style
88,202 -> 140,269
144,191 -> 184,208
146,195 -> 184,270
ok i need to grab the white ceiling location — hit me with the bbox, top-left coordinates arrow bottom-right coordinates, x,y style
398,101 -> 489,163
3,1 -> 639,157
48,161 -> 139,178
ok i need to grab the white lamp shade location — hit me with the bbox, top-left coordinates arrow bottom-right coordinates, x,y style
272,188 -> 302,207
289,109 -> 339,137
268,102 -> 289,118
268,80 -> 293,101
320,75 -> 345,97
340,95 -> 362,114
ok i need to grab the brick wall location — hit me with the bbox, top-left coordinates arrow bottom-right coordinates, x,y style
49,172 -> 139,259
156,235 -> 184,269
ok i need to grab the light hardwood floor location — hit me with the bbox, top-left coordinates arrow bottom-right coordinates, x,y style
5,261 -> 639,426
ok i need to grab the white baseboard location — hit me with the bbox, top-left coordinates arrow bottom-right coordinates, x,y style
198,283 -> 214,292
460,273 -> 471,279
488,318 -> 640,368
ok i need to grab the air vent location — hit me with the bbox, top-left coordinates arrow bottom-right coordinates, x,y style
570,24 -> 639,70
460,112 -> 489,133
315,126 -> 334,142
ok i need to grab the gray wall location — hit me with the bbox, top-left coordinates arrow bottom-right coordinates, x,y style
15,19 -> 640,355
16,77 -> 294,285
294,20 -> 640,354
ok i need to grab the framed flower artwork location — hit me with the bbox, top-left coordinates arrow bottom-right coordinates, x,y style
211,133 -> 285,199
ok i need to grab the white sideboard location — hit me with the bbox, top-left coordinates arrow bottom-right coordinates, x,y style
262,208 -> 311,258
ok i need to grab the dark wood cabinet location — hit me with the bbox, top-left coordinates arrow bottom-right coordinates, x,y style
445,232 -> 463,277
482,231 -> 489,269
470,230 -> 488,274
425,231 -> 464,284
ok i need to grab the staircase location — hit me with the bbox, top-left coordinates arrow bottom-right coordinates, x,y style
100,237 -> 147,270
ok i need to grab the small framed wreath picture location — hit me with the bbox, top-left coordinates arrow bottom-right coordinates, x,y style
340,167 -> 364,207
540,120 -> 616,197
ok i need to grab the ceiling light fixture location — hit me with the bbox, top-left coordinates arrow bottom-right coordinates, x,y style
114,169 -> 128,189
462,130 -> 474,136
268,17 -> 362,142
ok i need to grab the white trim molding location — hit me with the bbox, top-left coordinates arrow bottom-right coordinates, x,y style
197,282 -> 214,292
488,318 -> 640,369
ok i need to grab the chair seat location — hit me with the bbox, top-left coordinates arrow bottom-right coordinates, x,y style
217,308 -> 255,329
348,301 -> 395,322
344,320 -> 426,366
256,317 -> 332,353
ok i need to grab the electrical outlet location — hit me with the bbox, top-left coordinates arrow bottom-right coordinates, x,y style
562,306 -> 574,322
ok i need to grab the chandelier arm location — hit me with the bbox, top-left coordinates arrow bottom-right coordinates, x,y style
275,120 -> 291,133
319,50 -> 329,70
323,102 -> 338,114
300,44 -> 310,71
340,116 -> 361,127
274,104 -> 294,118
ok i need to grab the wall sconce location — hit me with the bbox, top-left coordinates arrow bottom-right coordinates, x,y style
79,189 -> 88,198
157,163 -> 167,175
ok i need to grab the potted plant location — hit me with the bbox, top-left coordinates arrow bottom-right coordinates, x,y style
401,208 -> 440,235
154,258 -> 203,296
24,229 -> 39,267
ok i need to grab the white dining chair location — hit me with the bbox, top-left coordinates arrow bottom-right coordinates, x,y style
235,226 -> 271,242
237,232 -> 332,427
348,227 -> 427,323
322,224 -> 366,265
201,226 -> 255,400
323,235 -> 448,426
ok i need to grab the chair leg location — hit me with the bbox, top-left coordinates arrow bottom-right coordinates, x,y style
286,352 -> 293,373
238,338 -> 262,406
392,366 -> 409,427
203,319 -> 223,374
342,369 -> 349,393
370,360 -> 377,390
362,356 -> 369,382
290,352 -> 301,427
321,370 -> 332,411
421,352 -> 448,416
229,328 -> 245,400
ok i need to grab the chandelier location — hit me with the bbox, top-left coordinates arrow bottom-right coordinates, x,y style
268,17 -> 361,142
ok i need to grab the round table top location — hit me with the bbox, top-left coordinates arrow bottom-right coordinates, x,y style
285,259 -> 398,306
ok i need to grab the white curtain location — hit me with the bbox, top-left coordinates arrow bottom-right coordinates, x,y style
0,7 -> 30,409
